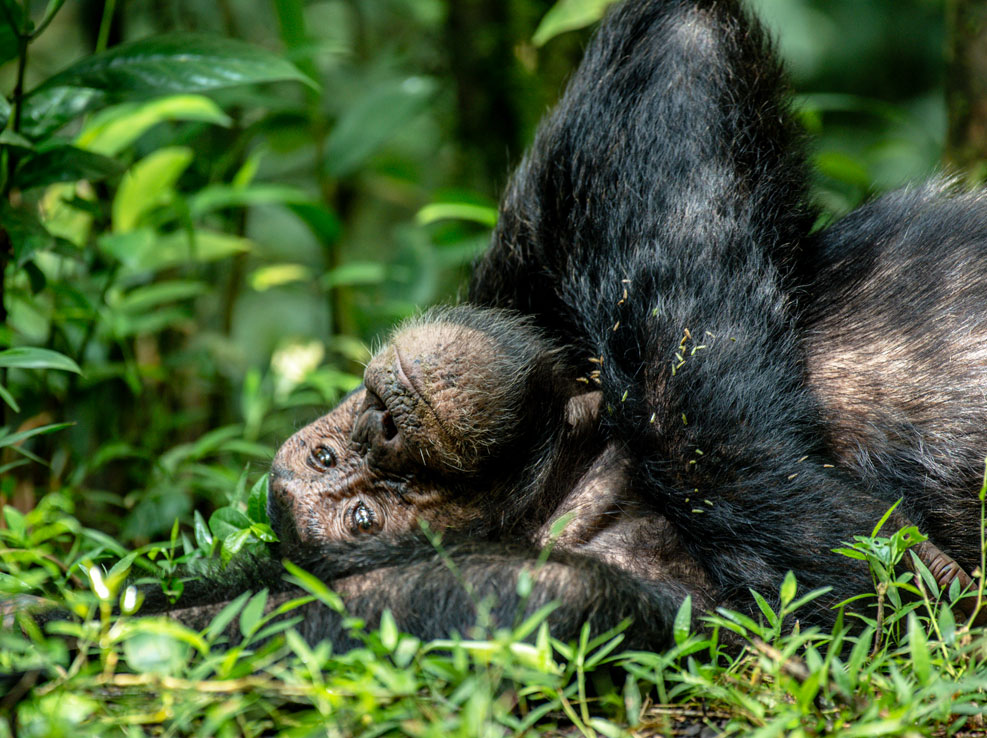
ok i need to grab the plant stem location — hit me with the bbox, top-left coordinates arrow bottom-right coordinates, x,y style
95,0 -> 118,54
0,15 -> 30,431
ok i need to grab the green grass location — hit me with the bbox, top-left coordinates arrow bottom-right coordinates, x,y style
4,477 -> 987,737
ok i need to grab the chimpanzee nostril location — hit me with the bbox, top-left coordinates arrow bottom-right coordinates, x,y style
381,412 -> 398,441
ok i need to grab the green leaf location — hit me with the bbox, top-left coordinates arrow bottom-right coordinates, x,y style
322,261 -> 387,289
785,586 -> 832,614
188,182 -> 311,218
34,33 -> 314,96
907,613 -> 930,685
248,522 -> 276,542
0,94 -> 10,129
938,602 -> 956,644
221,527 -> 252,562
80,527 -> 128,557
119,619 -> 207,656
3,506 -> 26,541
0,422 -> 73,449
846,627 -> 874,686
0,2 -> 22,67
155,229 -> 252,269
246,474 -> 269,525
908,549 -> 940,598
379,609 -> 399,651
0,382 -> 20,412
209,506 -> 251,540
122,630 -> 189,675
0,347 -> 81,373
416,202 -> 498,228
288,202 -> 340,244
0,128 -> 30,148
100,228 -> 251,273
815,151 -> 871,190
324,76 -> 436,177
833,546 -> 866,560
672,595 -> 692,646
239,589 -> 268,637
750,589 -> 778,628
780,570 -> 797,609
0,206 -> 53,263
249,263 -> 312,291
76,95 -> 231,156
114,280 -> 208,314
205,591 -> 250,642
34,0 -> 68,40
112,146 -> 193,232
193,510 -> 214,551
870,499 -> 903,537
20,87 -> 108,139
533,0 -> 618,46
283,560 -> 345,613
14,144 -> 122,191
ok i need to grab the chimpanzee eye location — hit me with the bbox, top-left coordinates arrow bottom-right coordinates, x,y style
350,501 -> 377,534
308,445 -> 337,472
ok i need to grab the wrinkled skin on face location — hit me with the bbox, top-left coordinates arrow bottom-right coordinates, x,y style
267,306 -> 578,546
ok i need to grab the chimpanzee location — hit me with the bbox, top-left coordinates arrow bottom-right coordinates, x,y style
802,181 -> 987,568
162,0 -> 987,649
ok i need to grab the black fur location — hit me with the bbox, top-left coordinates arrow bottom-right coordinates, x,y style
803,180 -> 987,571
472,0 -> 890,620
143,0 -> 987,650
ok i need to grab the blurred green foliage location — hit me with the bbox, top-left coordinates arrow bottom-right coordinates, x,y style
0,0 -> 946,550
0,0 -> 968,734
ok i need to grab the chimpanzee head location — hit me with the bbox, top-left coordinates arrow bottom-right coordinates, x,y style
267,305 -> 601,546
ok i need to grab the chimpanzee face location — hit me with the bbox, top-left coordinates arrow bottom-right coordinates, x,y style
267,307 -> 569,546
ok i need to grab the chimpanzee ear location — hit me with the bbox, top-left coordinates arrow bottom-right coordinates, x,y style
565,391 -> 602,431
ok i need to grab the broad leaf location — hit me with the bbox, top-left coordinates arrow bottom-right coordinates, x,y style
209,506 -> 251,540
0,129 -> 33,148
0,94 -> 10,128
322,261 -> 387,288
112,146 -> 193,232
221,527 -> 253,562
34,33 -> 313,96
0,347 -> 81,373
0,1 -> 23,67
246,475 -> 268,525
76,95 -> 231,156
20,87 -> 107,139
324,76 -> 436,177
533,0 -> 618,46
188,182 -> 311,218
0,205 -> 53,263
288,202 -> 341,244
14,143 -> 122,190
113,280 -> 208,313
100,228 -> 251,272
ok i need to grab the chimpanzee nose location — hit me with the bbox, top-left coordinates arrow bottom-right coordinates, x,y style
266,470 -> 301,546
